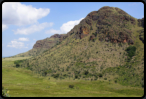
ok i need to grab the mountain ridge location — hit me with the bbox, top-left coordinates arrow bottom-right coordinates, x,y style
13,6 -> 144,88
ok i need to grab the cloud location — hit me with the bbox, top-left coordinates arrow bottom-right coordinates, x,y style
7,37 -> 30,48
2,24 -> 8,31
13,22 -> 53,35
45,18 -> 84,34
7,39 -> 26,49
18,37 -> 29,41
2,2 -> 50,26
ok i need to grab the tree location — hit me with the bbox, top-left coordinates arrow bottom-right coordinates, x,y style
84,70 -> 89,75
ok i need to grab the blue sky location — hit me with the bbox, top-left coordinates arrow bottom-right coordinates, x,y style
2,2 -> 144,57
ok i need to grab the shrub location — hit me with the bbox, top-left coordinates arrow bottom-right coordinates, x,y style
16,64 -> 20,68
84,70 -> 89,75
115,80 -> 117,83
125,45 -> 136,61
14,59 -> 26,68
98,73 -> 103,77
104,78 -> 107,80
42,70 -> 48,76
69,85 -> 74,88
52,73 -> 59,78
141,83 -> 144,88
75,75 -> 78,79
63,74 -> 68,77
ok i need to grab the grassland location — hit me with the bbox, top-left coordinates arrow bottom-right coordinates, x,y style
2,57 -> 144,97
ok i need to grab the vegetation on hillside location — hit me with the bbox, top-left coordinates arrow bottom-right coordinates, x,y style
12,6 -> 144,88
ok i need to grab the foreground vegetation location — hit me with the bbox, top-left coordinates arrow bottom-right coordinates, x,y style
2,57 -> 144,97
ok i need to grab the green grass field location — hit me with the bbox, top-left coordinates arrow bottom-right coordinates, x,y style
2,57 -> 144,97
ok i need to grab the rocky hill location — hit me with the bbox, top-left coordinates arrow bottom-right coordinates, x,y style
13,34 -> 66,57
15,6 -> 144,88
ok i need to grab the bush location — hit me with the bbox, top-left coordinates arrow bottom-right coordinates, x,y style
42,71 -> 47,76
84,70 -> 89,75
141,83 -> 144,88
69,85 -> 74,88
104,78 -> 107,80
16,64 -> 20,68
125,46 -> 136,61
98,73 -> 103,77
14,59 -> 26,68
115,80 -> 117,83
52,73 -> 59,78
75,75 -> 78,79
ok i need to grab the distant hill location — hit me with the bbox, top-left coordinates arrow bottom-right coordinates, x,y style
15,6 -> 144,88
13,34 -> 66,57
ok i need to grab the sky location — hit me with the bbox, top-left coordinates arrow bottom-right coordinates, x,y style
2,2 -> 144,57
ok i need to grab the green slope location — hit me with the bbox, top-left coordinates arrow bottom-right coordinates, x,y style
2,58 -> 144,97
15,6 -> 144,88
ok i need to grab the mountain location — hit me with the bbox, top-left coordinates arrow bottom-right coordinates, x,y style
13,34 -> 66,57
15,6 -> 144,88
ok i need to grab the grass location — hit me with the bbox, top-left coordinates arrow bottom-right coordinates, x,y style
2,57 -> 32,61
2,57 -> 144,97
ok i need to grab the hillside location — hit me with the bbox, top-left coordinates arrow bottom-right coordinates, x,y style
13,34 -> 66,57
16,6 -> 144,88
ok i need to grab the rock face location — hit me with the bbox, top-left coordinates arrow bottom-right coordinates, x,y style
33,40 -> 45,49
67,6 -> 137,45
33,34 -> 66,49
138,18 -> 144,28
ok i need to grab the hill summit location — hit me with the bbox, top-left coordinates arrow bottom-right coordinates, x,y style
66,6 -> 136,44
14,6 -> 144,88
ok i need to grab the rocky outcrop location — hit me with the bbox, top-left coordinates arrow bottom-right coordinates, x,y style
138,18 -> 144,28
33,34 -> 66,49
83,6 -> 136,44
33,40 -> 45,48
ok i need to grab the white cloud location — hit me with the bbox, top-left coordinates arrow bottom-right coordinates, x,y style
2,24 -> 8,31
7,38 -> 30,48
18,37 -> 29,41
7,39 -> 25,49
45,18 -> 84,34
60,18 -> 84,33
2,2 -> 50,26
13,22 -> 53,35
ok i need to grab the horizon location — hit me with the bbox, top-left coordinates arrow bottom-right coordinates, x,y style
2,2 -> 144,57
